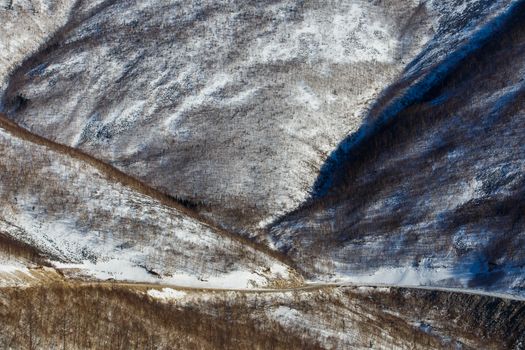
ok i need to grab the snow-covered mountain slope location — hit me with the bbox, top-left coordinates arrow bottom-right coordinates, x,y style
313,0 -> 519,195
0,1 -> 524,348
1,0 -> 521,292
0,0 -> 434,233
0,0 -> 75,90
0,114 -> 296,288
270,1 -> 525,296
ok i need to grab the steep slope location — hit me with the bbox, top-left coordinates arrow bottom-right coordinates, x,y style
313,0 -> 519,195
0,1 -> 523,348
270,0 -> 525,296
0,0 -> 75,90
0,114 -> 296,288
0,0 -> 434,233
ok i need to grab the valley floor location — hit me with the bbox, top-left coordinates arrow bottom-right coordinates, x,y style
0,267 -> 524,350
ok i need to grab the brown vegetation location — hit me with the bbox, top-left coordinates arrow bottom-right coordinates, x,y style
355,287 -> 525,349
0,283 -> 321,350
0,231 -> 49,266
0,283 -> 523,349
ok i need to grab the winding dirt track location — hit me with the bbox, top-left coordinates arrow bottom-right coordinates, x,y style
74,279 -> 525,302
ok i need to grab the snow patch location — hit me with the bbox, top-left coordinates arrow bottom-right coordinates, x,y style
53,259 -> 282,289
252,2 -> 397,65
0,264 -> 35,287
148,288 -> 187,301
295,81 -> 320,111
328,264 -> 456,286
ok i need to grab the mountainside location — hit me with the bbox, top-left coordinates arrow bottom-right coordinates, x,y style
1,0 -> 435,233
0,113 -> 295,288
270,0 -> 525,296
1,284 -> 524,350
2,1 -> 519,236
0,0 -> 74,90
1,0 -> 524,348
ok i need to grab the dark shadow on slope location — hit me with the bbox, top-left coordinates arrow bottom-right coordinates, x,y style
267,0 -> 525,284
310,0 -> 525,200
0,230 -> 53,266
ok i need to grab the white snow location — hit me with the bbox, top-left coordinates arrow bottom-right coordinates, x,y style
329,265 -> 456,286
164,72 -> 232,130
269,262 -> 290,280
0,127 -> 293,289
0,264 -> 35,287
147,288 -> 187,301
0,264 -> 29,273
0,1 -> 75,90
53,259 -> 156,282
452,227 -> 491,251
270,305 -> 303,323
294,81 -> 321,111
267,302 -> 361,346
54,260 -> 278,289
447,178 -> 482,209
251,2 -> 398,65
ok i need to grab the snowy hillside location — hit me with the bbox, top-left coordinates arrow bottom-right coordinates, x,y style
0,115 -> 295,288
0,0 -> 524,348
270,0 -> 525,297
1,0 -> 433,233
0,0 -> 74,90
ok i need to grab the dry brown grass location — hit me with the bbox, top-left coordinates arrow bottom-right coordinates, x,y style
0,231 -> 49,266
1,283 -> 522,349
0,283 -> 322,350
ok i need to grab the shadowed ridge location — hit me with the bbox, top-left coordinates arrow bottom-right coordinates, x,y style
310,0 -> 525,200
265,0 -> 525,293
